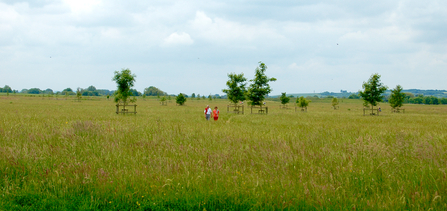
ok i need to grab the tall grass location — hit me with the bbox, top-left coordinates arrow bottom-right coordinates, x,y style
1,95 -> 446,210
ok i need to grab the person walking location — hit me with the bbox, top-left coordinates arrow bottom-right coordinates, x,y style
204,105 -> 212,120
212,106 -> 220,121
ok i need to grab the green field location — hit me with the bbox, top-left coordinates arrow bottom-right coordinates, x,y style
1,95 -> 446,210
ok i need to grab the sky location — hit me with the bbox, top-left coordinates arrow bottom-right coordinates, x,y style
1,0 -> 446,95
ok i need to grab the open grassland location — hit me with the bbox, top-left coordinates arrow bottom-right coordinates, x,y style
1,95 -> 447,210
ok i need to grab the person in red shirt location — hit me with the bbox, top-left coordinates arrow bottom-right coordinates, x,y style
212,106 -> 220,121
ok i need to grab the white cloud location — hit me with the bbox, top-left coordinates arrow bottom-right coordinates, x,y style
162,32 -> 194,47
63,0 -> 101,13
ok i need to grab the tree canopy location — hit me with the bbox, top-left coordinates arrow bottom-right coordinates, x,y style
113,68 -> 136,105
246,62 -> 276,106
222,73 -> 247,104
358,73 -> 388,109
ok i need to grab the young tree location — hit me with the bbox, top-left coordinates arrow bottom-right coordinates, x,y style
76,88 -> 82,102
160,96 -> 167,105
297,96 -> 310,111
358,73 -> 388,111
246,62 -> 276,106
113,68 -> 137,110
191,93 -> 196,99
280,92 -> 290,106
222,73 -> 247,105
389,85 -> 405,110
176,93 -> 187,105
331,97 -> 339,109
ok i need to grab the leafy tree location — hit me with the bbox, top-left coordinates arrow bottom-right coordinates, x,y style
113,68 -> 137,109
412,97 -> 423,104
222,73 -> 247,105
331,97 -> 339,109
280,92 -> 290,105
202,95 -> 205,100
348,93 -> 360,99
76,88 -> 82,101
208,95 -> 212,101
3,85 -> 12,93
130,89 -> 140,97
144,86 -> 166,96
423,96 -> 432,105
358,73 -> 388,110
28,88 -> 42,94
246,62 -> 277,106
389,85 -> 405,109
161,96 -> 167,102
62,88 -> 74,95
297,96 -> 310,110
191,93 -> 196,98
176,93 -> 187,105
440,98 -> 447,105
86,86 -> 96,92
44,88 -> 53,94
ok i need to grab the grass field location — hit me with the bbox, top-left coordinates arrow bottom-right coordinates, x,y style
1,95 -> 447,210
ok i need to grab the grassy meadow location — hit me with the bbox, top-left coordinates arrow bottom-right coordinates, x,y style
1,94 -> 447,210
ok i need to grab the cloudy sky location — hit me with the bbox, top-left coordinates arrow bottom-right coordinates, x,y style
1,0 -> 446,95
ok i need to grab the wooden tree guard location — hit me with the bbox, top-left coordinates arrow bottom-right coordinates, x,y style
116,104 -> 137,114
363,108 -> 379,116
279,104 -> 289,109
250,105 -> 268,114
160,101 -> 167,106
392,108 -> 405,113
227,105 -> 244,114
295,107 -> 307,112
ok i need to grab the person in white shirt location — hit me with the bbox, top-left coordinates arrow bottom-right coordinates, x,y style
204,105 -> 212,120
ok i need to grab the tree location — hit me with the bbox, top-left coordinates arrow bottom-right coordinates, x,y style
191,93 -> 196,98
28,88 -> 42,94
358,73 -> 388,110
113,68 -> 137,109
87,85 -> 97,92
176,93 -> 187,105
3,85 -> 12,93
144,86 -> 166,96
389,85 -> 405,110
76,88 -> 82,101
222,73 -> 247,105
161,96 -> 167,102
331,97 -> 339,109
62,88 -> 74,95
348,94 -> 360,99
280,92 -> 290,105
208,94 -> 212,101
297,96 -> 310,111
246,62 -> 277,106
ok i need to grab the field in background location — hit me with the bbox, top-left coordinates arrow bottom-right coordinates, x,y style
1,95 -> 446,210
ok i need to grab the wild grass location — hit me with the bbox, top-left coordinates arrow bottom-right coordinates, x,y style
1,95 -> 447,210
